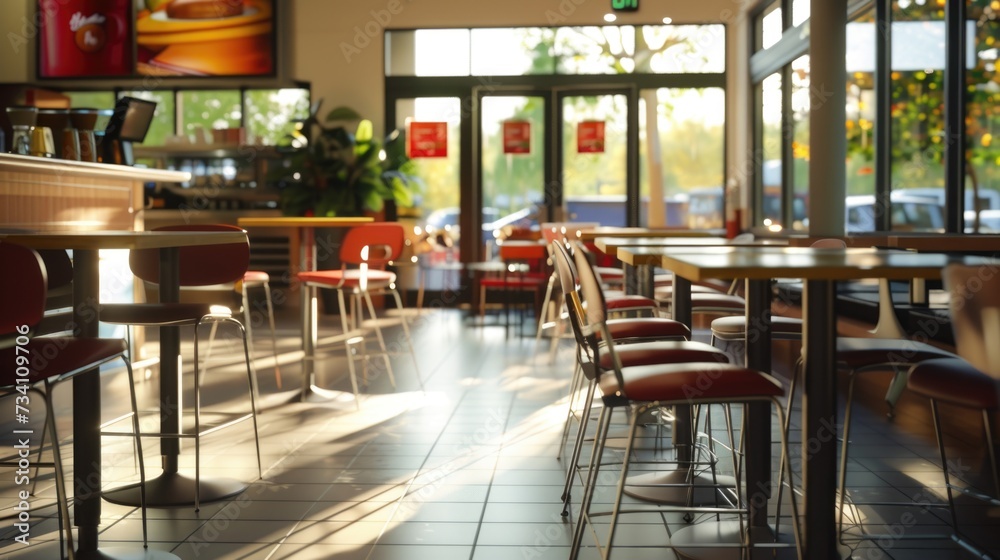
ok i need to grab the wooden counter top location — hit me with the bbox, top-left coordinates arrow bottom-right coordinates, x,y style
0,152 -> 190,183
1,153 -> 190,232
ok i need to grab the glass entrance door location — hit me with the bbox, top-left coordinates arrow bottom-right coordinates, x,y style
557,90 -> 635,227
477,94 -> 547,259
473,87 -> 639,260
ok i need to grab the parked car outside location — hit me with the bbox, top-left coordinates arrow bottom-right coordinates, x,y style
845,194 -> 945,232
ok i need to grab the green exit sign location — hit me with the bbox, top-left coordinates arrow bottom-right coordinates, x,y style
612,0 -> 638,11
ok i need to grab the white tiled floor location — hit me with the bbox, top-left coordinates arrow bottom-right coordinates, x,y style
1,303 -> 998,559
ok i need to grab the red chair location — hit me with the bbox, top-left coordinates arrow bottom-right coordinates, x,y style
99,224 -> 262,511
905,264 -> 1000,558
297,222 -> 421,400
477,240 -> 550,336
0,242 -> 147,558
564,243 -> 802,559
551,241 -> 733,518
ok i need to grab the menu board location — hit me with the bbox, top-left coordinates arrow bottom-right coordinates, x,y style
37,0 -> 276,79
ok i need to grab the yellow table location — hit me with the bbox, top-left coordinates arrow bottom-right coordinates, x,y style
1,229 -> 247,558
237,217 -> 373,402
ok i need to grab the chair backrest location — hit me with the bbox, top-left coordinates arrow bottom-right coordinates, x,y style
551,241 -> 603,380
944,264 -> 1000,379
0,243 -> 48,340
340,223 -> 405,267
572,242 -> 610,327
551,242 -> 586,347
129,224 -> 250,286
571,242 -> 626,386
810,238 -> 847,249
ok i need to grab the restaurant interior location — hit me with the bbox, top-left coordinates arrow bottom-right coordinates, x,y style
1,0 -> 999,559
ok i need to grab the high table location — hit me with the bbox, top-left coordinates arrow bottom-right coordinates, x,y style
236,217 -> 373,403
628,245 -> 994,559
888,232 -> 1000,253
0,230 -> 247,559
595,236 -> 788,506
577,226 -> 724,242
596,236 -> 788,299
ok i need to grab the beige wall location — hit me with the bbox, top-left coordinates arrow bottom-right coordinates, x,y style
1,1 -> 34,83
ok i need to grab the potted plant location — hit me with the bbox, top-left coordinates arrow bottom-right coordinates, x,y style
277,106 -> 421,219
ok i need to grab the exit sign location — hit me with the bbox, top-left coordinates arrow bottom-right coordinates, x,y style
612,0 -> 637,11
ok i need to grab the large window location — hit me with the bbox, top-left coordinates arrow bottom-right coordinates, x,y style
967,0 -> 1000,231
387,25 -> 726,77
750,0 -> 993,233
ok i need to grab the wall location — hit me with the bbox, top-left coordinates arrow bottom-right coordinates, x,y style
1,1 -> 34,83
293,0 -> 753,213
0,0 -> 753,205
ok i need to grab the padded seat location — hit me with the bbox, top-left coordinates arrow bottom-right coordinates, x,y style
835,337 -> 954,370
0,338 -> 127,383
605,294 -> 659,312
299,268 -> 397,287
241,270 -> 270,283
599,362 -> 785,402
603,317 -> 691,341
711,314 -> 804,337
598,340 -> 726,370
101,302 -> 231,325
908,357 -> 999,410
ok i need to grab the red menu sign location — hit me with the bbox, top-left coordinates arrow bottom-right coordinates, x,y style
577,120 -> 606,154
502,120 -> 531,154
408,121 -> 448,158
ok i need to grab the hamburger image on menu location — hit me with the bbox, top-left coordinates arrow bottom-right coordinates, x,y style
135,0 -> 274,76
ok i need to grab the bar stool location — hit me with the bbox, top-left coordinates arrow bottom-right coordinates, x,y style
0,242 -> 148,559
905,263 -> 1000,559
551,242 -> 730,518
99,224 -> 262,511
565,245 -> 802,559
238,270 -> 283,388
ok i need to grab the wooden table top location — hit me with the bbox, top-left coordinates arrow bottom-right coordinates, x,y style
786,234 -> 892,248
577,227 -> 724,242
0,229 -> 247,250
888,233 -> 1000,252
620,245 -> 995,282
237,216 -> 374,228
596,236 -> 787,257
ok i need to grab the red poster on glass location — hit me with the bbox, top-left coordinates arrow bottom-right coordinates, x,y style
502,120 -> 531,154
577,120 -> 606,154
408,121 -> 448,158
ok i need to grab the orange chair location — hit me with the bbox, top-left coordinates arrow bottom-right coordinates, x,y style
297,222 -> 421,398
0,242 -> 148,557
99,224 -> 262,511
